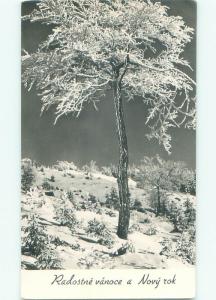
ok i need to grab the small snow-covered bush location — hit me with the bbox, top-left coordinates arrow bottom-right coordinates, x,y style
160,238 -> 173,257
129,223 -> 141,233
24,187 -> 45,209
42,179 -> 54,190
21,214 -> 49,257
22,210 -> 62,270
101,164 -> 118,177
105,188 -> 119,210
112,241 -> 135,256
53,160 -> 78,172
86,219 -> 114,248
21,161 -> 35,192
96,208 -> 103,215
78,251 -> 110,269
180,170 -> 196,195
144,226 -> 157,236
160,227 -> 195,265
127,165 -> 140,179
50,175 -> 55,182
86,218 -> 107,236
175,230 -> 195,265
67,191 -> 74,203
70,242 -> 82,251
85,174 -> 93,180
78,256 -> 97,269
88,193 -> 97,204
82,160 -> 99,174
101,166 -> 112,176
98,235 -> 114,248
50,236 -> 68,247
168,199 -> 195,233
54,206 -> 78,232
35,247 -> 61,270
123,241 -> 136,253
105,210 -> 117,217
183,199 -> 196,227
131,198 -> 142,211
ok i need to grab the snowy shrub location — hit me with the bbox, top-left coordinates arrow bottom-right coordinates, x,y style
98,235 -> 114,248
122,242 -> 135,253
112,242 -> 135,256
37,197 -> 46,208
50,236 -> 69,247
21,214 -> 49,257
78,256 -> 97,269
175,230 -> 195,265
131,198 -> 142,211
160,238 -> 173,257
180,170 -> 196,195
22,158 -> 33,165
168,199 -> 195,233
55,207 -> 78,232
54,198 -> 78,232
86,219 -> 107,236
70,242 -> 82,251
82,160 -> 99,174
86,219 -> 114,248
21,161 -> 35,192
183,199 -> 196,228
127,165 -> 140,179
144,226 -> 157,236
128,223 -> 141,233
80,197 -> 100,211
50,175 -> 55,182
160,227 -> 195,265
54,161 -> 78,172
96,208 -> 103,215
101,166 -> 112,176
35,247 -> 61,270
109,164 -> 118,177
78,251 -> 110,269
105,188 -> 119,210
67,191 -> 74,203
42,179 -> 54,190
24,188 -> 45,209
85,174 -> 93,180
88,193 -> 97,204
101,164 -> 117,177
105,210 -> 117,217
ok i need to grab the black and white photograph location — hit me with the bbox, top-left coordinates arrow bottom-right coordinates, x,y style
21,0 -> 196,276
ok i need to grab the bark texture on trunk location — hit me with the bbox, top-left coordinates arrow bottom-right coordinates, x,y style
113,77 -> 130,240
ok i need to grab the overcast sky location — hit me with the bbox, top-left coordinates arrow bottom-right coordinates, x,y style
21,0 -> 196,169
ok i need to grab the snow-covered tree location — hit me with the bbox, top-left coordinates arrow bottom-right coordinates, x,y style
22,0 -> 196,239
138,155 -> 193,216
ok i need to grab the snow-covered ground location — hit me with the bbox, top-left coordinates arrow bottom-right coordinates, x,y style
21,162 -> 195,270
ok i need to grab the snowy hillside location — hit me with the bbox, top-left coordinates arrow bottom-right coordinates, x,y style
21,159 -> 196,270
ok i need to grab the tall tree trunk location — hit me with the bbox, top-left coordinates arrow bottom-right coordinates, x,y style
113,77 -> 130,240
